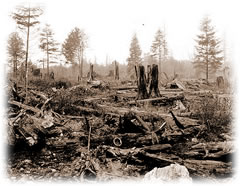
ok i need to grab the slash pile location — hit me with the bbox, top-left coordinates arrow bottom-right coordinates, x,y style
7,79 -> 234,182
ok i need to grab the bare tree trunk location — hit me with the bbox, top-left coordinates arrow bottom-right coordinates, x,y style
206,33 -> 209,83
206,59 -> 209,83
136,65 -> 149,100
77,48 -> 81,82
149,64 -> 161,97
46,35 -> 50,79
158,47 -> 162,78
24,9 -> 30,101
13,57 -> 17,79
80,47 -> 83,80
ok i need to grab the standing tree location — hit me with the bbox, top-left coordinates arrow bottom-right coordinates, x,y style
62,27 -> 87,81
7,32 -> 25,78
127,34 -> 142,79
151,29 -> 168,76
62,33 -> 76,64
193,16 -> 223,82
39,24 -> 59,78
11,5 -> 43,97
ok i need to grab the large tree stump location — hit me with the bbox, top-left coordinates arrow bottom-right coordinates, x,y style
136,65 -> 149,99
148,64 -> 161,97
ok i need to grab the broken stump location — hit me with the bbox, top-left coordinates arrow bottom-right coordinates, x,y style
149,64 -> 161,98
136,65 -> 149,100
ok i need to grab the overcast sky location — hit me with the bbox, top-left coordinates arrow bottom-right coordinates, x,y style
0,0 -> 239,65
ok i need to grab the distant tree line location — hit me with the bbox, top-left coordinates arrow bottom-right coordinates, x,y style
126,16 -> 223,82
7,4 -> 224,91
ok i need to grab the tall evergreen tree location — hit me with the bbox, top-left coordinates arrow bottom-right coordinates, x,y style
127,34 -> 142,78
39,24 -> 59,78
193,16 -> 223,82
11,5 -> 43,96
151,29 -> 168,75
7,32 -> 25,78
62,27 -> 87,80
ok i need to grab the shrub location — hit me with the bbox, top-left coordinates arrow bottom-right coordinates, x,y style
193,94 -> 232,141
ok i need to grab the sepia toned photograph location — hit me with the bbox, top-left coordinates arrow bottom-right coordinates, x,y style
1,0 -> 239,184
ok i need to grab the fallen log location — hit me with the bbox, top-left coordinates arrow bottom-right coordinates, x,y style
8,100 -> 42,114
101,144 -> 172,160
177,112 -> 192,117
135,114 -> 159,144
169,110 -> 185,130
111,86 -> 137,90
8,110 -> 25,126
79,132 -> 159,148
75,105 -> 103,116
135,114 -> 151,131
129,94 -> 184,105
140,151 -> 183,164
64,115 -> 85,119
185,141 -> 234,160
183,159 -> 232,176
75,103 -> 200,132
29,90 -> 48,100
140,144 -> 172,152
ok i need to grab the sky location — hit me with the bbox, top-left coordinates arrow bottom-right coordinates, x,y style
0,0 -> 239,66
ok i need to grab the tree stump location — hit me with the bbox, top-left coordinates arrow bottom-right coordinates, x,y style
136,65 -> 149,99
216,76 -> 224,89
148,64 -> 161,97
114,60 -> 119,80
89,63 -> 94,81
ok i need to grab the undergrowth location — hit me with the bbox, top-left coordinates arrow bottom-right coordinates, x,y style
193,94 -> 232,141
